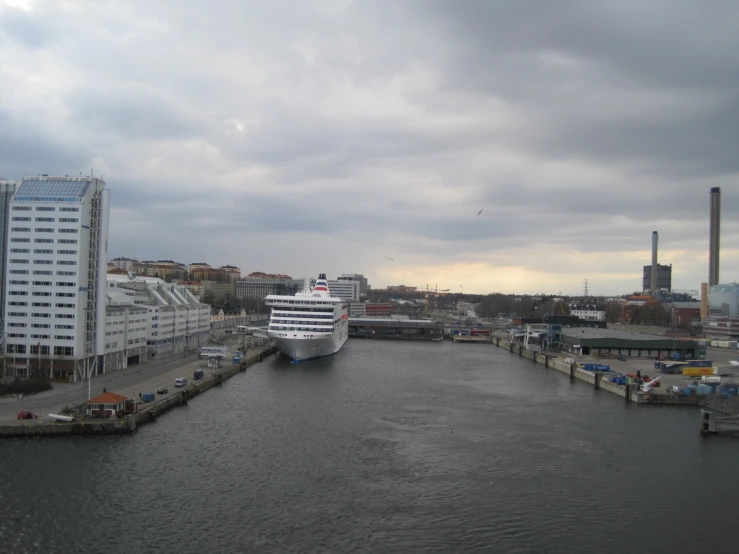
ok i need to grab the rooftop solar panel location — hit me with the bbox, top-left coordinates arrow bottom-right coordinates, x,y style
14,179 -> 92,202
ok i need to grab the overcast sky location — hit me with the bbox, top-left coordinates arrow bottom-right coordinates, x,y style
1,0 -> 737,295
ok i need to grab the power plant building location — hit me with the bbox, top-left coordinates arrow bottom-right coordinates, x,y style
642,264 -> 672,293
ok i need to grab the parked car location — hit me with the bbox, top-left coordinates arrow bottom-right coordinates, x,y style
156,388 -> 168,394
17,410 -> 38,420
175,378 -> 188,388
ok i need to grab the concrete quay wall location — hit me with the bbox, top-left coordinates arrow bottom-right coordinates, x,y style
0,346 -> 277,438
491,337 -> 699,408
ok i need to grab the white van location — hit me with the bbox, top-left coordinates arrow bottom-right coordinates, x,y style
175,378 -> 188,388
701,376 -> 720,384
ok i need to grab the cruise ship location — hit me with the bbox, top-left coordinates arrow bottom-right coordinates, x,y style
265,273 -> 349,361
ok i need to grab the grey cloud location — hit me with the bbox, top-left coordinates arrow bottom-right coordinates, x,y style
67,88 -> 205,140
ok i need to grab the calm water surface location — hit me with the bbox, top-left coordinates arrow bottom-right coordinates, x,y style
1,340 -> 737,553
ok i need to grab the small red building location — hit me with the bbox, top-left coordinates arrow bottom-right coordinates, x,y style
86,391 -> 130,418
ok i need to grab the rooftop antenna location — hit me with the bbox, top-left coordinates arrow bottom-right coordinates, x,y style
583,279 -> 590,297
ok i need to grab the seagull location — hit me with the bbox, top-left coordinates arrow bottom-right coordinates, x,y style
460,285 -> 464,288
477,209 -> 483,216
384,256 -> 394,261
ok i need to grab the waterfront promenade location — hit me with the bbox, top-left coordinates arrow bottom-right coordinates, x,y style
0,334 -> 255,427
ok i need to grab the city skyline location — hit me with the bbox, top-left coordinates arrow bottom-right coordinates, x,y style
1,1 -> 738,295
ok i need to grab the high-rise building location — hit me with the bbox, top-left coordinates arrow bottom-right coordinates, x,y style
0,180 -> 17,336
3,176 -> 109,380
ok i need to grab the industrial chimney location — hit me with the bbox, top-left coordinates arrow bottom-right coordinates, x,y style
709,187 -> 721,286
650,231 -> 658,292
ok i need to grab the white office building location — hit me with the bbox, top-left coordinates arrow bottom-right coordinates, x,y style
311,279 -> 360,301
3,176 -> 110,381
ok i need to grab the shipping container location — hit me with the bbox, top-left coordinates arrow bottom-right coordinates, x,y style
584,364 -> 611,372
681,367 -> 717,376
687,360 -> 713,367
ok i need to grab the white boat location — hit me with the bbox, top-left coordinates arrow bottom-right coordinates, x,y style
49,413 -> 74,423
265,273 -> 349,361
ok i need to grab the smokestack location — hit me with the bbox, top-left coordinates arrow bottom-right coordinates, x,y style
650,231 -> 658,292
709,187 -> 721,286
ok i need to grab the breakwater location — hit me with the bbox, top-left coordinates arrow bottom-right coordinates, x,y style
0,346 -> 277,438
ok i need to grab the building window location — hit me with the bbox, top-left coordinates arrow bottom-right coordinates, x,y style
36,207 -> 55,211
31,334 -> 51,339
59,207 -> 79,212
9,270 -> 29,275
55,324 -> 75,329
32,292 -> 51,297
57,261 -> 77,266
9,280 -> 29,285
32,281 -> 52,286
34,249 -> 53,254
9,301 -> 27,306
35,228 -> 54,233
30,345 -> 50,355
54,335 -> 74,340
56,282 -> 76,287
31,302 -> 51,307
10,249 -> 30,253
10,259 -> 29,264
35,217 -> 54,222
7,344 -> 27,354
56,293 -> 75,298
34,260 -> 53,265
32,270 -> 52,275
8,322 -> 26,327
8,333 -> 26,338
57,239 -> 78,244
12,206 -> 31,211
58,229 -> 78,234
9,291 -> 28,296
55,303 -> 75,308
57,271 -> 76,276
59,218 -> 78,223
11,227 -> 30,232
57,250 -> 77,255
55,314 -> 75,318
35,238 -> 53,243
31,323 -> 50,328
12,217 -> 31,221
53,346 -> 74,356
32,313 -> 51,318
11,238 -> 31,243
7,312 -> 27,317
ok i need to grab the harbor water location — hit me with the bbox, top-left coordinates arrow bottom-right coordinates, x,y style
1,340 -> 737,553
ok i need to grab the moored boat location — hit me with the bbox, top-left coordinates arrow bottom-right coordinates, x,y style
48,413 -> 74,423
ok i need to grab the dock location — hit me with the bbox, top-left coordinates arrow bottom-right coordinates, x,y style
0,345 -> 277,438
490,336 -> 701,407
701,410 -> 739,435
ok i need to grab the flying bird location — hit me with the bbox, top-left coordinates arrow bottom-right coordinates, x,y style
460,285 -> 464,288
477,209 -> 483,216
384,256 -> 394,261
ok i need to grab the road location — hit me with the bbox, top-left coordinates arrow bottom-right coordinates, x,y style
1,335 -> 254,425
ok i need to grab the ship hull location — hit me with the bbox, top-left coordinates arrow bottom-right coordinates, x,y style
268,330 -> 348,361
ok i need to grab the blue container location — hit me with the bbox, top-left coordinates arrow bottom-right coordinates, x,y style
695,384 -> 713,396
688,360 -> 713,367
142,393 -> 155,402
233,356 -> 240,363
584,364 -> 610,372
